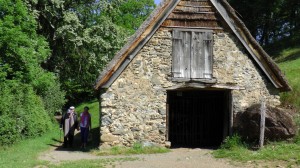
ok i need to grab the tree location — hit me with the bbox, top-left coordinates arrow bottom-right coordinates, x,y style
25,0 -> 156,104
0,0 -> 65,145
100,0 -> 156,33
229,0 -> 300,47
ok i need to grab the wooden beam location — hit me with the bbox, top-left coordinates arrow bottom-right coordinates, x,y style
161,25 -> 223,30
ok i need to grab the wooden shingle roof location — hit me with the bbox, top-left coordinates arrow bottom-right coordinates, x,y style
95,0 -> 291,92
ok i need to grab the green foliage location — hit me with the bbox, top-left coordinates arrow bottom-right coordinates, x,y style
0,0 -> 48,83
220,134 -> 247,150
55,14 -> 129,103
0,0 -> 65,146
35,73 -> 66,117
229,0 -> 300,46
0,81 -> 51,145
0,116 -> 19,146
101,0 -> 156,32
24,0 -> 155,104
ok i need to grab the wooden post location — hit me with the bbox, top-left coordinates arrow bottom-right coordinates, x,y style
259,99 -> 266,148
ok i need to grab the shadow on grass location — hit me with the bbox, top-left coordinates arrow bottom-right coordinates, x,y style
48,127 -> 100,153
276,49 -> 300,63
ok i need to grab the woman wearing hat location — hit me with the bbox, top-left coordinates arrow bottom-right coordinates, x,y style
60,106 -> 79,148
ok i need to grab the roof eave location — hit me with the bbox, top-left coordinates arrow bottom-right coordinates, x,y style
94,0 -> 180,90
211,0 -> 291,92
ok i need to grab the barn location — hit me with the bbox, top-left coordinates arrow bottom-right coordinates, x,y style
95,0 -> 291,148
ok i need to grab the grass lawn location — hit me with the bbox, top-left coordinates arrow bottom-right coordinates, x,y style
213,141 -> 300,167
0,126 -> 59,168
278,56 -> 300,110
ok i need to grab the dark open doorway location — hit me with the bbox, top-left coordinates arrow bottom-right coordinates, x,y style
167,89 -> 230,148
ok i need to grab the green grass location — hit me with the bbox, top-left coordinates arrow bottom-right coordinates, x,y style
213,141 -> 300,166
276,46 -> 300,111
0,122 -> 138,168
93,143 -> 170,156
0,125 -> 59,168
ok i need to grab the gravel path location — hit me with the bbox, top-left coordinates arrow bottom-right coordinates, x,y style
38,130 -> 285,168
39,146 -> 247,168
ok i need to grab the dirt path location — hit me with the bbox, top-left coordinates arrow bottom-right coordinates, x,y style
39,146 -> 248,168
38,130 -> 289,168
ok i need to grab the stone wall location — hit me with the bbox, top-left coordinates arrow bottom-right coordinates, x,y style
100,28 -> 280,148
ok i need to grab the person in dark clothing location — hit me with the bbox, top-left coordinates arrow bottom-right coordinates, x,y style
79,106 -> 91,149
60,106 -> 79,148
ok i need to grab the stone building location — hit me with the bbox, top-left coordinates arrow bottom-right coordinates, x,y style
95,0 -> 291,148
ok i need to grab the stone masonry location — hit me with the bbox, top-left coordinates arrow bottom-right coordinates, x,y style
100,28 -> 280,148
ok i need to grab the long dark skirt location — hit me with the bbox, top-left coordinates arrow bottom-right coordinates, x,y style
80,127 -> 89,144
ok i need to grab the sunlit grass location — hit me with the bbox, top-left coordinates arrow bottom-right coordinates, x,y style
213,136 -> 300,167
0,125 -> 58,168
94,143 -> 170,156
277,47 -> 300,111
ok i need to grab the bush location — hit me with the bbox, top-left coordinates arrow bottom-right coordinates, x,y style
220,134 -> 247,150
0,116 -> 20,145
33,73 -> 66,117
0,81 -> 51,145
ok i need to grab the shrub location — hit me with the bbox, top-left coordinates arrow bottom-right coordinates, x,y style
0,116 -> 20,146
220,134 -> 247,150
33,73 -> 66,117
0,81 -> 51,145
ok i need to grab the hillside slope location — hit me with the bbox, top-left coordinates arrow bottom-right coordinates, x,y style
275,46 -> 300,110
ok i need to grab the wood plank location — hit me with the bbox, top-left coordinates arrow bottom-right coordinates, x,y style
168,13 -> 217,20
174,6 -> 214,13
203,31 -> 213,78
162,25 -> 223,31
191,31 -> 205,78
172,30 -> 184,78
162,20 -> 220,28
178,1 -> 211,7
172,11 -> 215,14
182,31 -> 191,78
